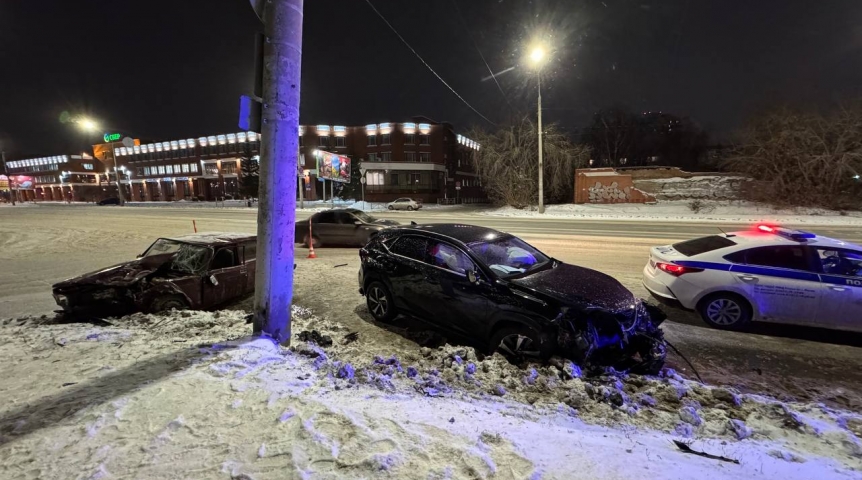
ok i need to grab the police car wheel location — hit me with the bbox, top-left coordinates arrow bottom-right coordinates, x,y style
698,293 -> 752,330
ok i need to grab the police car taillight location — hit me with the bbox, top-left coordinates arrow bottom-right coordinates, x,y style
656,262 -> 703,276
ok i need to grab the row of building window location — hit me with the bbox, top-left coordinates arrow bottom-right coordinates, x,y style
366,152 -> 431,162
139,163 -> 200,176
123,142 -> 259,163
10,164 -> 60,173
304,134 -> 431,147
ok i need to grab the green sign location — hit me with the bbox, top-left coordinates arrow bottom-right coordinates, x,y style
103,132 -> 121,143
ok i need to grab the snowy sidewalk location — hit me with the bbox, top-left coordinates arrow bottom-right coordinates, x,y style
0,307 -> 859,479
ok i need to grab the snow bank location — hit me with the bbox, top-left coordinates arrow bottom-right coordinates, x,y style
482,200 -> 862,226
0,307 -> 860,479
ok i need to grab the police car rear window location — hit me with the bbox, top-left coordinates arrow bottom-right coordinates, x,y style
672,236 -> 737,257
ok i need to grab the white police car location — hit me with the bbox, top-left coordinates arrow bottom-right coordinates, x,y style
643,225 -> 862,332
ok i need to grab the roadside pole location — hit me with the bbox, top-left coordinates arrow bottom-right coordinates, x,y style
330,180 -> 334,208
109,142 -> 126,206
1,151 -> 14,206
252,0 -> 304,345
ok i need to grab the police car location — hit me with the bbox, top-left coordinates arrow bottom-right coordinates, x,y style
643,225 -> 862,332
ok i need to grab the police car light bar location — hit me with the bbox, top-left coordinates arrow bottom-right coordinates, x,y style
755,224 -> 816,241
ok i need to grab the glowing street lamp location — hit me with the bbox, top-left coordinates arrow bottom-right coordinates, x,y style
77,118 -> 99,132
527,43 -> 549,213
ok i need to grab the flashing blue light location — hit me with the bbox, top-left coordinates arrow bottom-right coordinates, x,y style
772,226 -> 816,241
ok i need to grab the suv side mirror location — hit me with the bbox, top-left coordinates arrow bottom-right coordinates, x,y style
467,269 -> 479,285
354,220 -> 363,226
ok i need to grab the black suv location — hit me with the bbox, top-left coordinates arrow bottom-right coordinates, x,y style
358,224 -> 667,373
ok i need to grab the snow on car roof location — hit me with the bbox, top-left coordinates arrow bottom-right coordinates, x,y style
164,232 -> 255,245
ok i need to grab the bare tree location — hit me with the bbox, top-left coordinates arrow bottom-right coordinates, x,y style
726,105 -> 862,209
469,118 -> 589,208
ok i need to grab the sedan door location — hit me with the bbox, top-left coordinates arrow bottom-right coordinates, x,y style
203,246 -> 247,308
814,247 -> 862,331
728,245 -> 821,325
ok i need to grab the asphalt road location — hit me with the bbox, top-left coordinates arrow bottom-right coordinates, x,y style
2,204 -> 861,410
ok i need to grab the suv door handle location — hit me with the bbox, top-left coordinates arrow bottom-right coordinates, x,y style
829,286 -> 847,292
737,274 -> 758,281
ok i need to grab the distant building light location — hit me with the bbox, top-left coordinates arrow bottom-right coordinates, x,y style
248,131 -> 258,142
170,140 -> 179,150
365,124 -> 377,133
179,139 -> 188,149
316,125 -> 331,134
227,133 -> 237,144
403,122 -> 416,134
418,123 -> 431,133
217,135 -> 227,145
237,132 -> 247,143
333,126 -> 346,137
186,138 -> 196,148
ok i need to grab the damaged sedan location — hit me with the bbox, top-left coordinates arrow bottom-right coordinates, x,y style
358,224 -> 667,374
53,233 -> 257,317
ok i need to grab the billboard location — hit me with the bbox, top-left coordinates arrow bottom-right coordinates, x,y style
7,175 -> 34,190
0,175 -> 8,191
315,151 -> 351,183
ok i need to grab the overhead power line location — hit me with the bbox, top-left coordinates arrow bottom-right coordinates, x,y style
450,0 -> 513,111
364,0 -> 497,126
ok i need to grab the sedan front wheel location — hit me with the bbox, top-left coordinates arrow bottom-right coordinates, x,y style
489,326 -> 552,362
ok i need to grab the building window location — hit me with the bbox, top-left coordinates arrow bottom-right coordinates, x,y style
419,134 -> 430,145
410,173 -> 421,184
144,167 -> 151,175
174,164 -> 182,174
205,164 -> 219,176
82,163 -> 94,170
368,153 -> 377,162
382,133 -> 391,145
182,164 -> 190,173
190,163 -> 199,173
390,173 -> 399,185
368,135 -> 376,146
420,152 -> 430,163
367,171 -> 384,185
382,152 -> 392,162
405,134 -> 415,144
405,152 -> 416,162
223,162 -> 237,174
158,166 -> 166,175
166,165 -> 174,174
335,136 -> 346,147
183,181 -> 191,196
319,136 -> 330,147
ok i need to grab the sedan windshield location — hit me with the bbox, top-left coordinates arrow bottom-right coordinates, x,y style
351,211 -> 378,223
468,236 -> 550,277
143,239 -> 212,274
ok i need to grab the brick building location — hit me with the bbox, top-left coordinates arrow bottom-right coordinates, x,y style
5,117 -> 486,203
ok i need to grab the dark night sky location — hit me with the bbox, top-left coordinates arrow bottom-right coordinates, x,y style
2,0 -> 862,159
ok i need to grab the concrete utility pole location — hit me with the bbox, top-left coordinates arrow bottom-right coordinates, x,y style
108,142 -> 125,205
252,0 -> 304,345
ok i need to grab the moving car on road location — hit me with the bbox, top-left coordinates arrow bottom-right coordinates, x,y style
295,208 -> 399,248
358,224 -> 667,373
643,225 -> 862,332
53,233 -> 257,317
387,198 -> 422,211
97,197 -> 120,205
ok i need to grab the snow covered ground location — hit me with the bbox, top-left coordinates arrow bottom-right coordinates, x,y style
1,307 -> 860,479
482,201 -> 862,226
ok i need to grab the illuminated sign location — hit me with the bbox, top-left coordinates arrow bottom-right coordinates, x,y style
103,132 -> 122,143
315,151 -> 351,183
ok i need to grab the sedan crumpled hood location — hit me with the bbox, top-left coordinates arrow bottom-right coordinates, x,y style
510,263 -> 637,312
53,259 -> 156,290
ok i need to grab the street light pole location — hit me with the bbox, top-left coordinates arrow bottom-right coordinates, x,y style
537,72 -> 544,214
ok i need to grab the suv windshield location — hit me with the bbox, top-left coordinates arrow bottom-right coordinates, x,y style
143,239 -> 212,275
468,236 -> 549,277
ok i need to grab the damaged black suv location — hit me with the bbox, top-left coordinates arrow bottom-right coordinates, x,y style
359,224 -> 667,374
